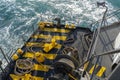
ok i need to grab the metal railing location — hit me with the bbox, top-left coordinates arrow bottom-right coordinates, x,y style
90,8 -> 120,31
82,5 -> 120,80
86,7 -> 120,61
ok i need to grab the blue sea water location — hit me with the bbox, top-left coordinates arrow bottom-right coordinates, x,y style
107,0 -> 120,8
0,0 -> 119,66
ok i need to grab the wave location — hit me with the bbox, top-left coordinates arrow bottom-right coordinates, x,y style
0,0 -> 117,67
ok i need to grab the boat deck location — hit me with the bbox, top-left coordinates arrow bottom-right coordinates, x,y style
1,21 -> 120,80
0,22 -> 92,80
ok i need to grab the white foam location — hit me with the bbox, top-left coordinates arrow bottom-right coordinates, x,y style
19,6 -> 26,12
39,0 -> 115,24
0,0 -> 118,67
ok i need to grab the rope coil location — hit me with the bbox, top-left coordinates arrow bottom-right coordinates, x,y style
14,59 -> 34,75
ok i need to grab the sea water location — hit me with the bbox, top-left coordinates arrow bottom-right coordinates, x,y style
0,0 -> 119,67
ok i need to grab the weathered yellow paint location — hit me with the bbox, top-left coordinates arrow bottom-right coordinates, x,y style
31,34 -> 52,39
96,66 -> 106,77
68,74 -> 77,80
84,61 -> 89,70
53,36 -> 67,41
23,52 -> 34,58
84,61 -> 106,77
42,28 -> 70,33
38,22 -> 53,27
35,52 -> 45,63
10,74 -> 44,80
23,52 -> 57,60
65,24 -> 75,29
38,22 -> 45,29
89,65 -> 98,74
32,34 -> 67,41
26,42 -> 62,49
25,42 -> 44,47
43,53 -> 57,60
33,64 -> 50,72
43,38 -> 57,52
12,54 -> 19,60
17,48 -> 23,54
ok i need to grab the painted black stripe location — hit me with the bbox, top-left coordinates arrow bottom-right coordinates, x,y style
86,62 -> 94,72
40,30 -> 68,35
37,31 -> 68,36
31,69 -> 54,77
24,46 -> 60,54
94,66 -> 101,74
44,25 -> 72,30
34,38 -> 64,44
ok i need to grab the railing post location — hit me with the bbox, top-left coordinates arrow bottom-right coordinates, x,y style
0,60 -> 5,73
0,47 -> 9,64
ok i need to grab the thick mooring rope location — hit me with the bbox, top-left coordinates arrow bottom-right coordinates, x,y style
14,58 -> 34,75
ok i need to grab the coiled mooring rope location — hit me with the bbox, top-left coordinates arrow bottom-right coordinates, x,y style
14,58 -> 34,75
